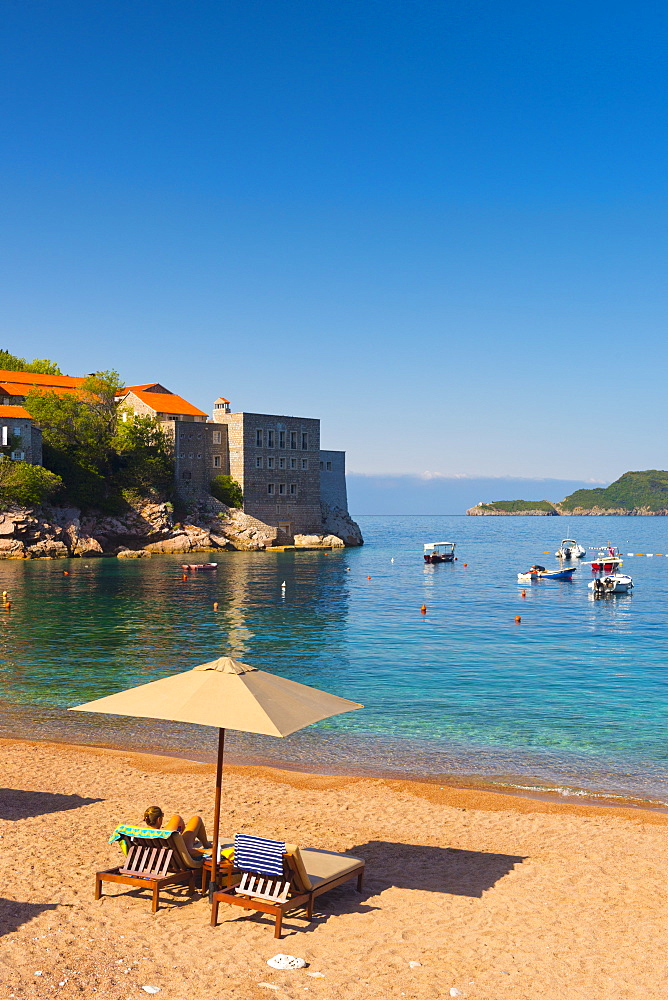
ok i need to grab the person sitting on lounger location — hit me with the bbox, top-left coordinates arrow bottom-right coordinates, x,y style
142,805 -> 211,858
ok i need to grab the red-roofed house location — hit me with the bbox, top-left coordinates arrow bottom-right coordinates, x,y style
116,383 -> 229,490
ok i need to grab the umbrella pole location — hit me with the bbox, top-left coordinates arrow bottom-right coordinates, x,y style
209,726 -> 225,897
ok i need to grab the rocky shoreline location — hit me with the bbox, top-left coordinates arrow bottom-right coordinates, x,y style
0,497 -> 363,559
467,503 -> 668,516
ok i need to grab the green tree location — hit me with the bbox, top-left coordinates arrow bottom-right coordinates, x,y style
210,474 -> 243,508
114,412 -> 174,494
23,370 -> 124,507
0,349 -> 61,375
0,462 -> 62,507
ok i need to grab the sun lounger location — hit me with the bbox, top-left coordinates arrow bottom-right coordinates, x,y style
97,824 -> 234,912
210,833 -> 365,937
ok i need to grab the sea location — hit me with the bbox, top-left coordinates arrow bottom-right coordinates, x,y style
1,514 -> 668,807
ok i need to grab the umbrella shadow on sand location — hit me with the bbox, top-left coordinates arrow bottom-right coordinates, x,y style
348,841 -> 527,898
0,788 -> 103,821
0,898 -> 61,937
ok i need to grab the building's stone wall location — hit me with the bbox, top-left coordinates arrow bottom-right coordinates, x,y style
161,419 -> 229,491
319,450 -> 348,511
213,411 -> 322,536
0,420 -> 42,465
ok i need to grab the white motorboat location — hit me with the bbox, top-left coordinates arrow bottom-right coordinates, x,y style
588,574 -> 633,595
424,542 -> 456,563
555,538 -> 586,560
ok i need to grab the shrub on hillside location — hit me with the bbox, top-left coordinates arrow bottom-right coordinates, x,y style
210,475 -> 243,508
0,462 -> 63,507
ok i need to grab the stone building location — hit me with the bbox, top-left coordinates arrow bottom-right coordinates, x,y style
319,450 -> 348,511
0,406 -> 42,464
212,409 -> 323,537
116,384 -> 228,491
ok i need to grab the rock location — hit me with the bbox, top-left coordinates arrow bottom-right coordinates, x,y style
294,533 -> 345,548
144,534 -> 192,554
27,540 -> 69,559
321,503 -> 363,545
117,548 -> 150,559
0,516 -> 17,537
72,536 -> 104,557
0,538 -> 25,558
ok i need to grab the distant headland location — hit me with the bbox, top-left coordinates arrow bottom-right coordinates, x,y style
467,470 -> 668,516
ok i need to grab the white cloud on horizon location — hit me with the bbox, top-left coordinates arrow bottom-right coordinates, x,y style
347,471 -> 608,484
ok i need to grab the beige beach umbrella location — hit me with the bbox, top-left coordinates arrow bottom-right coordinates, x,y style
70,656 -> 362,886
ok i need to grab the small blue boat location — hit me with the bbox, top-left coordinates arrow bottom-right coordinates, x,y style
518,565 -> 576,582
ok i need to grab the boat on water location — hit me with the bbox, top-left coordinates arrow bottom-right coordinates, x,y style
555,538 -> 586,560
181,562 -> 218,571
584,545 -> 623,573
518,564 -> 577,582
423,542 -> 456,563
588,574 -> 633,595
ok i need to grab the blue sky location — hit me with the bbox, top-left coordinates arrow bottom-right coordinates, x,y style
1,1 -> 666,482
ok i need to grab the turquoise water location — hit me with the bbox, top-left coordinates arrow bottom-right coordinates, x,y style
1,514 -> 668,802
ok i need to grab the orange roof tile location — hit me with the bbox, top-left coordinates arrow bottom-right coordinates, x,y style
0,405 -> 32,419
214,397 -> 230,404
0,370 -> 85,388
121,389 -> 207,418
0,381 -> 85,397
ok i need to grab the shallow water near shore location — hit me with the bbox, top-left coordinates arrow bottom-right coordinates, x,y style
1,514 -> 668,803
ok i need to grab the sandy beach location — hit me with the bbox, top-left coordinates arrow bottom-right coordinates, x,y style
1,738 -> 667,1000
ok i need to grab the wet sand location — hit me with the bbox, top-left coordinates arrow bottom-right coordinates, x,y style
1,737 -> 667,999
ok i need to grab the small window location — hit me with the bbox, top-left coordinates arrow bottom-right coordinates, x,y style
267,457 -> 274,469
13,427 -> 21,438
189,453 -> 194,458
326,461 -> 332,471
302,459 -> 308,470
256,457 -> 263,469
197,453 -> 202,459
290,458 -> 297,469
279,457 -> 285,469
301,432 -> 308,450
279,483 -> 286,496
267,430 -> 274,448
279,430 -> 286,448
319,461 -> 323,470
256,429 -> 263,447
290,483 -> 297,495
213,455 -> 221,468
212,430 -> 221,444
290,431 -> 297,449
267,483 -> 274,495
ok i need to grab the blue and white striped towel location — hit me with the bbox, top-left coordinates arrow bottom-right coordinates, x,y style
234,833 -> 286,878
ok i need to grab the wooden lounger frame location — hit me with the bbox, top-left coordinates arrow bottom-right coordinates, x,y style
96,833 -> 235,912
210,850 -> 365,938
96,843 -> 198,913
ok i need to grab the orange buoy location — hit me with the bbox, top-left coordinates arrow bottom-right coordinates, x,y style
4,601 -> 10,610
420,604 -> 427,614
213,602 -> 219,611
367,575 -> 371,580
521,590 -> 526,598
463,563 -> 468,568
63,570 -> 69,576
515,615 -> 521,623
182,573 -> 188,581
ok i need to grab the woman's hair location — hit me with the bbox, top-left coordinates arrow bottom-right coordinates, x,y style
143,805 -> 164,828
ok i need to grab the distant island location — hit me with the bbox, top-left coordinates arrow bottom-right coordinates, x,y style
467,470 -> 668,516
